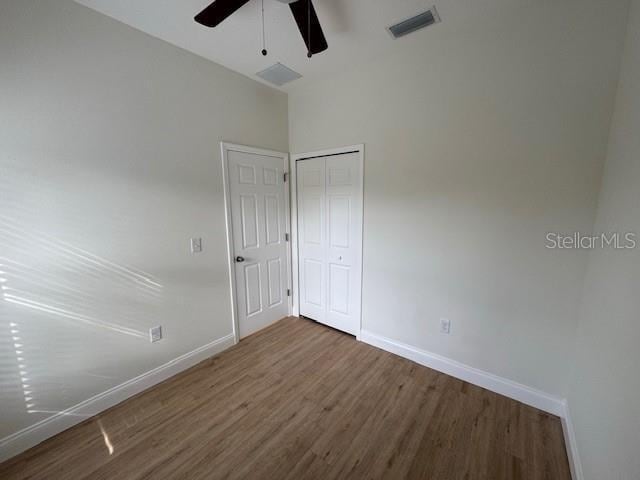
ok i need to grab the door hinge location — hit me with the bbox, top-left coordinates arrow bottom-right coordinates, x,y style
287,289 -> 291,297
285,233 -> 289,242
283,172 -> 288,182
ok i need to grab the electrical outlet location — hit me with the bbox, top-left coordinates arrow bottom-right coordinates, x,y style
440,318 -> 451,335
149,326 -> 163,343
191,237 -> 202,253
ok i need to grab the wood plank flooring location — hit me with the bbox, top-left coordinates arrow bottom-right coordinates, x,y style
0,317 -> 571,480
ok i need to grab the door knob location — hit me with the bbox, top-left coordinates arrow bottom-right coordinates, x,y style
235,256 -> 245,263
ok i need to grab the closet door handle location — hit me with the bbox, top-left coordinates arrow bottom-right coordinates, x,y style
235,256 -> 245,263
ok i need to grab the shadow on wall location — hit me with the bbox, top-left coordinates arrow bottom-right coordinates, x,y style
0,203 -> 162,423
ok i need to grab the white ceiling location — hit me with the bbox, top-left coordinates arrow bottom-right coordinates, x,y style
74,0 -> 454,91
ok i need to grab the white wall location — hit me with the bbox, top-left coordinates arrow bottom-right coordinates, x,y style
289,0 -> 629,397
2,0 -> 638,473
0,0 -> 287,447
567,0 -> 640,478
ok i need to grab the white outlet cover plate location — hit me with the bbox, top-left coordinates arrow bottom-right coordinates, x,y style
150,326 -> 163,343
191,238 -> 202,253
440,318 -> 451,334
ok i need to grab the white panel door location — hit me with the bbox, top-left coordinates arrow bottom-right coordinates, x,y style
228,150 -> 289,338
325,154 -> 362,332
297,152 -> 362,335
297,158 -> 326,323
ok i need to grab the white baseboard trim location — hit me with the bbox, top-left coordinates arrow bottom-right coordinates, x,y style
0,333 -> 236,464
561,400 -> 584,480
358,329 -> 565,417
358,330 -> 586,478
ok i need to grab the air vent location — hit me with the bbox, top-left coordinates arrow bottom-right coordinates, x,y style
256,63 -> 302,87
387,7 -> 441,39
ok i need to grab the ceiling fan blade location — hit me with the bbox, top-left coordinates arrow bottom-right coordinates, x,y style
289,0 -> 328,55
194,0 -> 251,28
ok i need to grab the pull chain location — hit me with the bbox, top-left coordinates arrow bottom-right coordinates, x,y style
261,0 -> 267,56
307,0 -> 312,58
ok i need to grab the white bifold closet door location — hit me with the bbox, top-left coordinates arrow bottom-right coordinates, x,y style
297,152 -> 362,336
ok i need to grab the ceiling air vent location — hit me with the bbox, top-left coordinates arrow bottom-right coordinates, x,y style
387,7 -> 441,39
256,63 -> 302,87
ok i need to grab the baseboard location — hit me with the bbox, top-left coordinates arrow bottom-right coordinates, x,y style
0,333 -> 236,464
561,400 -> 584,480
358,329 -> 565,416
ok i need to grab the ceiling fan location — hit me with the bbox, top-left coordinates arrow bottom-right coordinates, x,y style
195,0 -> 328,57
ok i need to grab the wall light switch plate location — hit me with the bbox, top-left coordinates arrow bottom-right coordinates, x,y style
440,318 -> 451,335
191,238 -> 202,253
150,326 -> 163,343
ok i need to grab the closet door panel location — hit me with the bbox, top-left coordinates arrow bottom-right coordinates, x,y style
324,153 -> 361,335
297,158 -> 326,322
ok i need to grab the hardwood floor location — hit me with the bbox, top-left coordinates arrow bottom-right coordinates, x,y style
0,317 -> 571,480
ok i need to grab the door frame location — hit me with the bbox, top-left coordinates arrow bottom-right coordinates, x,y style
220,142 -> 293,344
290,144 -> 365,338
